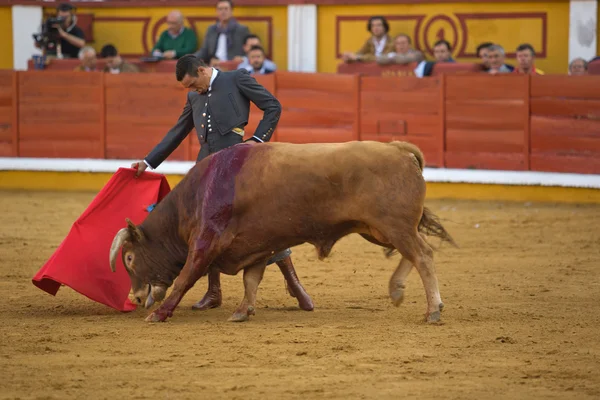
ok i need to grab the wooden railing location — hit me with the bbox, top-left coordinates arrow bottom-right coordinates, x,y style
1,70 -> 599,174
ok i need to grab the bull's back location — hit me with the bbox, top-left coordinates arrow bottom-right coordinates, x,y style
234,141 -> 426,218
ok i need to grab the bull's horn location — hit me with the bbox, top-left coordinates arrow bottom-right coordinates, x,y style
109,228 -> 130,272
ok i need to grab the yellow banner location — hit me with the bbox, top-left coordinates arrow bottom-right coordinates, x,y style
0,7 -> 12,69
319,2 -> 570,74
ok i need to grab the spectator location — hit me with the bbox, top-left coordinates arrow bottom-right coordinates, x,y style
432,40 -> 455,62
341,16 -> 394,63
513,43 -> 544,75
237,34 -> 276,71
487,44 -> 514,74
240,45 -> 275,75
151,10 -> 197,60
476,42 -> 493,70
193,0 -> 249,67
377,34 -> 424,65
35,2 -> 85,59
568,57 -> 588,75
101,44 -> 140,74
74,46 -> 97,72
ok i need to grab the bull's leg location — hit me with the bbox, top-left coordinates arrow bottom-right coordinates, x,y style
228,263 -> 266,322
388,257 -> 413,307
191,267 -> 223,310
146,240 -> 215,323
276,255 -> 314,311
390,231 -> 443,323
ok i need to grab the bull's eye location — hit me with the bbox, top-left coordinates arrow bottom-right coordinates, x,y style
126,255 -> 133,263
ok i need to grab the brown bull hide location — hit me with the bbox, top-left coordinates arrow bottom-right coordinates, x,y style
109,140 -> 455,323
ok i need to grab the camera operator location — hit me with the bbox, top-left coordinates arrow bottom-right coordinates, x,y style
34,2 -> 85,59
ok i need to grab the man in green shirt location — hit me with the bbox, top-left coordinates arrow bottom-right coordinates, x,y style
152,10 -> 198,59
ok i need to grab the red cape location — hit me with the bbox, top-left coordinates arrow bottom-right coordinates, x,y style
32,168 -> 172,312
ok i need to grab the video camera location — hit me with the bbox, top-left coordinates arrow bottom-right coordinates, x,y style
32,16 -> 67,50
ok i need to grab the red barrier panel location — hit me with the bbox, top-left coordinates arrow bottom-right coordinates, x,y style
18,71 -> 105,158
0,70 -> 17,157
529,75 -> 600,174
360,75 -> 444,167
430,62 -> 484,76
275,72 -> 359,143
105,73 -> 190,161
444,74 -> 530,170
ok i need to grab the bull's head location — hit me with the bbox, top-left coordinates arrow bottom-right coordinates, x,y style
109,218 -> 169,309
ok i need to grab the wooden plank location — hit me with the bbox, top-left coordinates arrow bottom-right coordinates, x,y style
281,109 -> 354,128
445,152 -> 527,170
531,75 -> 600,99
276,72 -> 357,94
19,71 -> 103,89
531,133 -> 600,154
530,98 -> 600,119
19,139 -> 102,158
361,76 -> 441,93
445,75 -> 528,100
361,90 -> 439,115
530,154 -> 600,174
277,127 -> 355,144
530,116 -> 600,138
446,129 -> 525,153
277,89 -> 356,111
19,124 -> 102,141
360,113 -> 440,136
105,124 -> 188,160
445,103 -> 526,129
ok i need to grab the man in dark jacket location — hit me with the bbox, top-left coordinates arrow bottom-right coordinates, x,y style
131,55 -> 314,313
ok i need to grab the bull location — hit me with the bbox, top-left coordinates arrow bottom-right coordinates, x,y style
109,140 -> 456,323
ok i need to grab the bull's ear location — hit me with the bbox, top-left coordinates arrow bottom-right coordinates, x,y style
126,218 -> 144,242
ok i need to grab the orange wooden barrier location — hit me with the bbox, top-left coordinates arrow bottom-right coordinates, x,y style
444,74 -> 530,170
274,72 -> 359,143
2,70 -> 600,174
0,71 -> 17,157
360,75 -> 444,167
18,71 -> 105,158
529,75 -> 600,174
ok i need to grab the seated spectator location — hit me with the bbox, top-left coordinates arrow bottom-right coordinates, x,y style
341,16 -> 394,63
568,57 -> 588,75
487,44 -> 514,74
151,10 -> 197,60
433,40 -> 455,62
101,44 -> 140,74
194,0 -> 249,67
74,46 -> 97,72
34,2 -> 85,59
476,42 -> 493,71
513,43 -> 544,75
237,34 -> 276,71
240,45 -> 275,75
377,34 -> 424,65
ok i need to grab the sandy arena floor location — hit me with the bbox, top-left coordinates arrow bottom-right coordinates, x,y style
1,189 -> 599,399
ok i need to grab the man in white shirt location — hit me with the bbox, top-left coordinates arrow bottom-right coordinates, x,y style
193,0 -> 249,67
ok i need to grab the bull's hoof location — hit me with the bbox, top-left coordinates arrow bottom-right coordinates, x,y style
389,283 -> 405,307
439,302 -> 445,311
145,311 -> 168,323
228,312 -> 250,322
227,306 -> 256,323
295,292 -> 314,311
191,292 -> 222,311
426,310 -> 442,323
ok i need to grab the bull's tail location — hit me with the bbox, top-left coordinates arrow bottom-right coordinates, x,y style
418,207 -> 457,248
387,141 -> 425,171
384,207 -> 458,258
